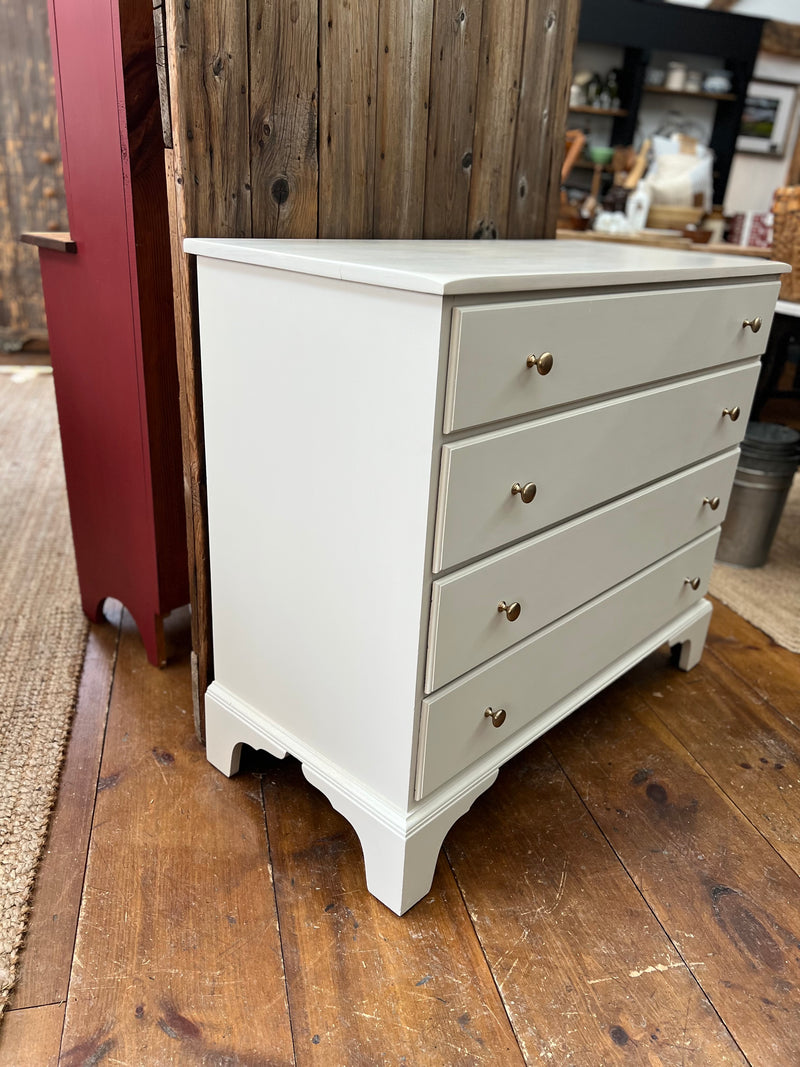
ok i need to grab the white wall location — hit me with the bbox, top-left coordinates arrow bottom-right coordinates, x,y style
665,0 -> 799,18
724,53 -> 800,213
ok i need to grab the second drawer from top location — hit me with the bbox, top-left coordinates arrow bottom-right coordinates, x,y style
433,360 -> 759,571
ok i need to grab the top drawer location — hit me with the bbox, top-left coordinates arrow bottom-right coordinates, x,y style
444,281 -> 778,433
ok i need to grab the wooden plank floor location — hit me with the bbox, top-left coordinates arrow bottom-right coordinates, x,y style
1,595 -> 799,1065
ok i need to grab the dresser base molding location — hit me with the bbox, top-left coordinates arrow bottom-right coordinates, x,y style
204,598 -> 712,915
204,682 -> 498,914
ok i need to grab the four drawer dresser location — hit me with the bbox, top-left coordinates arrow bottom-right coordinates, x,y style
185,239 -> 786,914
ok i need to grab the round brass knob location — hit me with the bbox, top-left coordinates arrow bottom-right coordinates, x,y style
497,600 -> 521,622
484,707 -> 507,728
511,481 -> 537,504
684,576 -> 701,591
722,406 -> 741,422
742,317 -> 762,333
526,351 -> 554,375
703,496 -> 721,510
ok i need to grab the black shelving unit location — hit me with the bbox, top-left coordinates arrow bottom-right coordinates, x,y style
575,0 -> 765,204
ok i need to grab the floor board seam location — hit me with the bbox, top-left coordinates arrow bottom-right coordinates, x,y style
260,775 -> 299,1066
544,737 -> 752,1066
441,845 -> 528,1064
57,607 -> 123,1062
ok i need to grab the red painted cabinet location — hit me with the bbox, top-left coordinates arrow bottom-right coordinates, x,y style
23,0 -> 188,665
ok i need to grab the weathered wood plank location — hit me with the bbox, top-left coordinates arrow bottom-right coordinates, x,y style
0,1003 -> 65,1066
11,605 -> 121,1010
761,20 -> 800,59
508,0 -> 579,238
164,0 -> 251,237
262,756 -> 525,1064
706,598 -> 800,727
628,645 -> 800,877
445,741 -> 746,1064
0,0 -> 66,334
373,0 -> 434,237
19,232 -> 76,254
319,0 -> 379,238
58,609 -> 295,1065
548,683 -> 800,1065
163,142 -> 212,740
423,0 -> 484,237
466,0 -> 526,239
249,0 -> 318,238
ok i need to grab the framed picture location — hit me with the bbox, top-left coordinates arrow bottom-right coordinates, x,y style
737,80 -> 798,157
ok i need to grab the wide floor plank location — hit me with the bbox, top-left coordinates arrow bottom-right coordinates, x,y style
707,598 -> 800,725
629,644 -> 800,876
0,1003 -> 65,1066
11,603 -> 121,1010
445,741 -> 745,1065
57,609 -> 295,1066
261,755 -> 524,1066
549,682 -> 800,1066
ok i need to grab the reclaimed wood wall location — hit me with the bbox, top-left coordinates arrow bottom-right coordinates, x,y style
161,0 -> 580,732
0,0 -> 67,340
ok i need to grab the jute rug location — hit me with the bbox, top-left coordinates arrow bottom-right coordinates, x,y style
710,473 -> 800,653
0,367 -> 89,1018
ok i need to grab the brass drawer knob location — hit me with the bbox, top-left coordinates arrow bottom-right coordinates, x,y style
497,600 -> 521,622
526,351 -> 554,375
484,707 -> 507,728
684,576 -> 701,590
742,317 -> 762,333
511,481 -> 537,503
722,406 -> 740,422
703,496 -> 721,510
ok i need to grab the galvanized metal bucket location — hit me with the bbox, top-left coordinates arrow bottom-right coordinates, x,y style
716,423 -> 800,568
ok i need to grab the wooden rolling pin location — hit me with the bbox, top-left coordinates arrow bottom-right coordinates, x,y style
624,138 -> 651,190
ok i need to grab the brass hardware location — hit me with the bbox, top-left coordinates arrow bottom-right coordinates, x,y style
703,496 -> 721,510
526,351 -> 554,375
684,576 -> 701,590
484,707 -> 507,728
722,406 -> 740,422
742,316 -> 762,333
497,600 -> 521,622
511,481 -> 537,504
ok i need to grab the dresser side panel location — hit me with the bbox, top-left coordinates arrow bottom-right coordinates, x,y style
196,260 -> 444,808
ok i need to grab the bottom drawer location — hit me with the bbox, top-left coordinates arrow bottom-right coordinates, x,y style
415,529 -> 720,799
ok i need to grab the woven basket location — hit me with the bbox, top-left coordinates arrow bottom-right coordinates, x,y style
772,186 -> 800,301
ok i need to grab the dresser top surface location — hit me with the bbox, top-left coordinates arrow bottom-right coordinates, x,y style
185,238 -> 788,296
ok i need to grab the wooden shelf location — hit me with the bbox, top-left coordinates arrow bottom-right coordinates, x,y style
644,85 -> 737,103
568,104 -> 628,118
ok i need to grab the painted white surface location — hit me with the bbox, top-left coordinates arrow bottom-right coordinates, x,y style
665,0 -> 799,19
445,281 -> 777,432
725,53 -> 800,214
192,241 -> 783,914
197,258 -> 445,809
434,362 -> 759,571
184,238 -> 788,295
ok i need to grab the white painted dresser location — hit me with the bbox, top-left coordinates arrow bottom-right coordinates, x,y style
185,239 -> 786,914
